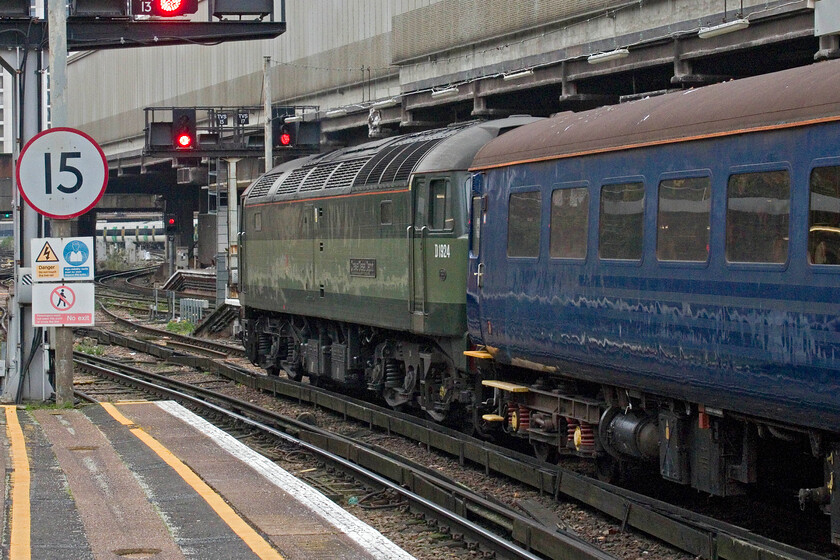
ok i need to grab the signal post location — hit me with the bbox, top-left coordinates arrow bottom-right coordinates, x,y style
1,1 -> 286,403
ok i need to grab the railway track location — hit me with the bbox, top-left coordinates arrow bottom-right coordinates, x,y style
96,304 -> 245,358
74,350 -> 615,560
80,318 -> 827,560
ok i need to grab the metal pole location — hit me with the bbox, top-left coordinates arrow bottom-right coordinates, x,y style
264,56 -> 272,173
48,0 -> 73,406
226,158 -> 240,301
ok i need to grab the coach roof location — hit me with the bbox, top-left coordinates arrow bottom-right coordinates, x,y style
470,59 -> 840,171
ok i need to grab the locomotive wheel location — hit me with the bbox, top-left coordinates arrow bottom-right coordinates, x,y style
266,365 -> 280,377
533,442 -> 559,464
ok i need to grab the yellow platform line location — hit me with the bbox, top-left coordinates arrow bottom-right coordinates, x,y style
5,406 -> 31,560
100,403 -> 284,560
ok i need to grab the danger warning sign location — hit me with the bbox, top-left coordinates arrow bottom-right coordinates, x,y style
31,237 -> 94,282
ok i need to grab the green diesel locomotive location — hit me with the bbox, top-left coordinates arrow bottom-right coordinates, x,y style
240,117 -> 538,420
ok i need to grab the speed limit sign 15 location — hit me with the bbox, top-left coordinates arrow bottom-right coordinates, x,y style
16,127 -> 108,219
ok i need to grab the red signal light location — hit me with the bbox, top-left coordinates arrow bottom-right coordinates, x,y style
167,217 -> 176,226
131,0 -> 198,17
159,0 -> 184,13
177,133 -> 193,148
279,132 -> 292,146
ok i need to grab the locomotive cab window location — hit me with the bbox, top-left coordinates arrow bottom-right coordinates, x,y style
809,166 -> 840,265
550,186 -> 589,259
599,182 -> 644,260
415,178 -> 453,231
657,177 -> 710,262
429,179 -> 453,231
726,170 -> 790,264
508,190 -> 541,258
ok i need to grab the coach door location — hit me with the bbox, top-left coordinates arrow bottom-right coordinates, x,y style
466,174 -> 489,342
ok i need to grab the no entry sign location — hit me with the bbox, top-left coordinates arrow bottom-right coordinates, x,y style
32,283 -> 95,326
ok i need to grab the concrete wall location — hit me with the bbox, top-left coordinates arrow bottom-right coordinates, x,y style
66,0 -> 815,157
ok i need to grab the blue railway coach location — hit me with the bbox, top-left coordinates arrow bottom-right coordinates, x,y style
467,60 -> 840,541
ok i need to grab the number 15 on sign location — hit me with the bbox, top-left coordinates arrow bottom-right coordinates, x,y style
16,128 -> 108,220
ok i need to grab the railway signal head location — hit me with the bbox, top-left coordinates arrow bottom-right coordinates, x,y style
274,122 -> 298,149
165,214 -> 177,234
171,108 -> 197,150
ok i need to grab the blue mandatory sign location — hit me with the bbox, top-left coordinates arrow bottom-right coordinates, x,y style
63,240 -> 90,278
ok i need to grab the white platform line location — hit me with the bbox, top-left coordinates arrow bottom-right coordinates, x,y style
155,401 -> 416,560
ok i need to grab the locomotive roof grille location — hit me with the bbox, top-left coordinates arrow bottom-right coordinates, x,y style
353,143 -> 409,187
277,167 -> 310,195
391,139 -> 439,183
247,172 -> 282,199
325,159 -> 368,189
352,126 -> 465,187
254,121 -> 475,201
300,162 -> 341,192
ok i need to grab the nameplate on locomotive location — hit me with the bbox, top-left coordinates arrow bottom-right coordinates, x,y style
349,258 -> 377,278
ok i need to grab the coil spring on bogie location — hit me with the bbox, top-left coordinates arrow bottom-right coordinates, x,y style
578,422 -> 595,450
384,359 -> 402,388
287,338 -> 296,360
507,403 -> 530,432
566,418 -> 595,452
275,337 -> 288,360
258,334 -> 272,357
518,405 -> 530,431
566,418 -> 579,450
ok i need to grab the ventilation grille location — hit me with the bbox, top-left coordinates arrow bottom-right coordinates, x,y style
247,172 -> 282,199
325,159 -> 368,189
266,124 -> 469,198
389,140 -> 438,183
277,167 -> 311,195
353,144 -> 407,187
353,125 -> 466,186
301,162 -> 340,192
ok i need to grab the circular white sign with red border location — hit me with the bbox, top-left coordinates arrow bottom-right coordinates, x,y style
16,127 -> 108,219
50,285 -> 76,311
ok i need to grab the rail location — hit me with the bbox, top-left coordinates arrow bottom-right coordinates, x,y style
74,352 -> 615,560
86,315 -> 827,560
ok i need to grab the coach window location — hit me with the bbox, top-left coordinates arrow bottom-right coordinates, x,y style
599,182 -> 644,260
508,190 -> 541,257
429,179 -> 453,230
657,177 -> 711,261
809,166 -> 840,265
470,196 -> 483,257
550,187 -> 589,259
380,200 -> 393,226
254,212 -> 262,232
726,170 -> 790,263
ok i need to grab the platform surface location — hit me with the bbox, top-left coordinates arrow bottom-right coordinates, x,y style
1,401 -> 415,560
